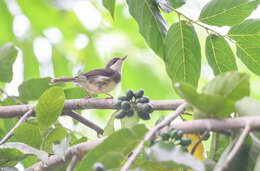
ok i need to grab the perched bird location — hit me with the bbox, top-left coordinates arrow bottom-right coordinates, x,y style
50,56 -> 127,98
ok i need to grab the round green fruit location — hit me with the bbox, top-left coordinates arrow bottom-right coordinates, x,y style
126,108 -> 135,117
136,96 -> 150,103
115,110 -> 126,119
126,89 -> 134,100
121,101 -> 131,111
118,95 -> 129,101
180,138 -> 192,146
134,89 -> 144,99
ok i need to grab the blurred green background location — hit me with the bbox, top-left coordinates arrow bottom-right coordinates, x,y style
1,0 -> 260,138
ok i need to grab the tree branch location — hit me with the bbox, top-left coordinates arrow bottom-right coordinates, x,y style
0,99 -> 185,118
215,124 -> 251,171
66,155 -> 79,171
0,108 -> 33,145
63,110 -> 104,135
121,103 -> 186,171
172,116 -> 260,133
26,137 -> 106,171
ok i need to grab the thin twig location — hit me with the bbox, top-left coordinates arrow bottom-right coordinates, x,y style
216,124 -> 251,171
0,108 -> 33,145
121,103 -> 186,171
0,87 -> 23,105
0,99 -> 185,118
191,132 -> 209,155
64,110 -> 104,135
66,155 -> 79,171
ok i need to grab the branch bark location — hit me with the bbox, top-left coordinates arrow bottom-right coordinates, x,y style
26,137 -> 106,171
172,116 -> 260,133
121,103 -> 186,171
0,99 -> 185,118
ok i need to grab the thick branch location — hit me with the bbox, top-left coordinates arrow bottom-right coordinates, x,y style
172,116 -> 260,133
64,110 -> 104,135
26,137 -> 106,171
121,103 -> 186,171
0,99 -> 185,118
0,108 -> 33,145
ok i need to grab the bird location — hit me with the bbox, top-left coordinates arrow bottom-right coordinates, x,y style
50,56 -> 127,98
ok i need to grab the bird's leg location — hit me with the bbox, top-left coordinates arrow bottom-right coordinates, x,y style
84,90 -> 92,99
105,93 -> 114,99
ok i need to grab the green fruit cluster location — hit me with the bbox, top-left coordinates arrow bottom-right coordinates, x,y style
115,89 -> 154,120
155,128 -> 191,151
93,162 -> 105,171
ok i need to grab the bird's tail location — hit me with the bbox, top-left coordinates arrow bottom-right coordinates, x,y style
50,77 -> 76,85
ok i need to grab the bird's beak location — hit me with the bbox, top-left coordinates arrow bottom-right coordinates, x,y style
120,55 -> 127,61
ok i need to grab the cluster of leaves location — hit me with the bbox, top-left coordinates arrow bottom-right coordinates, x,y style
115,89 -> 154,120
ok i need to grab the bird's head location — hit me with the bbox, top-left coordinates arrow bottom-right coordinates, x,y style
105,56 -> 127,72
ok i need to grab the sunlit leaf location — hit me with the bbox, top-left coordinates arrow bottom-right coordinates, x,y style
0,1 -> 14,45
104,112 -> 116,136
199,0 -> 260,26
52,136 -> 70,159
235,97 -> 260,116
45,126 -> 67,152
0,43 -> 18,82
165,21 -> 201,88
36,87 -> 65,127
205,34 -> 237,75
103,0 -> 116,18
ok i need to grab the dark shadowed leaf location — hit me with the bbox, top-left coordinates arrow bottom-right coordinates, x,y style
0,43 -> 18,83
199,0 -> 260,26
164,21 -> 201,88
205,34 -> 237,75
14,123 -> 42,149
18,77 -> 52,101
36,87 -> 65,127
210,133 -> 230,161
103,0 -> 116,18
126,0 -> 167,57
75,124 -> 148,171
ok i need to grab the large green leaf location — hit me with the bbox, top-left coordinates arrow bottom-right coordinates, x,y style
75,124 -> 148,171
210,133 -> 230,161
36,87 -> 65,127
199,0 -> 260,26
126,0 -> 167,57
0,1 -> 14,45
164,21 -> 201,88
205,35 -> 237,75
18,77 -> 52,101
103,0 -> 116,18
64,87 -> 88,99
228,19 -> 260,48
235,97 -> 260,116
0,43 -> 18,82
0,148 -> 24,167
14,123 -> 42,149
149,142 -> 205,171
44,126 -> 67,152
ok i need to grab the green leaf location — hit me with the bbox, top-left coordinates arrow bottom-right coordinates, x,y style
210,133 -> 230,161
215,136 -> 252,171
0,142 -> 48,163
0,148 -> 24,166
126,0 -> 167,57
52,136 -> 70,159
235,97 -> 260,116
75,124 -> 148,170
121,113 -> 139,128
170,0 -> 186,8
164,21 -> 201,88
228,19 -> 260,48
36,87 -> 65,127
18,77 -> 52,101
0,1 -> 14,45
52,47 -> 72,78
64,87 -> 88,99
149,142 -> 205,171
205,34 -> 237,75
103,0 -> 116,18
199,0 -> 260,26
103,112 -> 116,136
14,123 -> 42,149
228,19 -> 260,76
0,43 -> 18,82
45,126 -> 67,152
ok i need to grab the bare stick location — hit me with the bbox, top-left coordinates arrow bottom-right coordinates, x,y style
66,155 -> 79,171
172,117 -> 260,133
215,124 -> 251,171
26,137 -> 106,171
64,110 -> 104,135
121,103 -> 186,171
0,108 -> 33,145
0,99 -> 185,118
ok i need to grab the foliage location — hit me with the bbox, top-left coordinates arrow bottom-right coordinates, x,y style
0,0 -> 260,170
